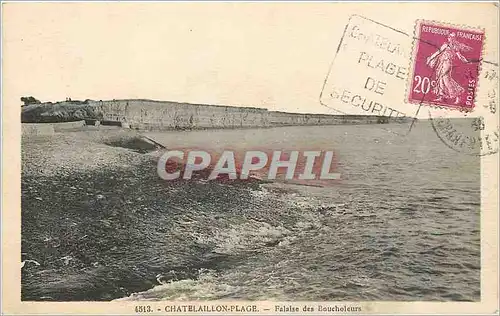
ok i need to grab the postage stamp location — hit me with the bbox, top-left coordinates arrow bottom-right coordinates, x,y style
407,20 -> 485,111
406,20 -> 499,157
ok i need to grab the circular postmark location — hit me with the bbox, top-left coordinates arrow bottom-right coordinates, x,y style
428,63 -> 498,157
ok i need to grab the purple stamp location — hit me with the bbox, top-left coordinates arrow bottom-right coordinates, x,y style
408,20 -> 485,111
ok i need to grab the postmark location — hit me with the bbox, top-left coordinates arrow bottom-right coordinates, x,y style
320,15 -> 498,155
407,20 -> 485,111
429,61 -> 499,156
319,15 -> 419,132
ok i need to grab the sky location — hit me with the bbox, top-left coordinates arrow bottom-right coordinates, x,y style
2,2 -> 498,115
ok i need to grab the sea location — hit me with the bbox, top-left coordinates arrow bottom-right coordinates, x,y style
125,120 -> 480,301
21,119 -> 481,302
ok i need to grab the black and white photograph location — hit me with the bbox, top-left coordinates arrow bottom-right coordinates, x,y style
2,1 -> 499,315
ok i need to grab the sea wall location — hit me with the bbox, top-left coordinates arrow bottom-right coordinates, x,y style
51,120 -> 86,131
22,120 -> 86,137
22,123 -> 55,137
88,99 -> 399,130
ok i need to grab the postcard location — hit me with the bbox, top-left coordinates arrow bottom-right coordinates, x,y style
2,2 -> 498,315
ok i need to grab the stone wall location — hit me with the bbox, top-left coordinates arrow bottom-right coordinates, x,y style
89,100 -> 269,130
22,120 -> 86,137
22,123 -> 55,137
51,120 -> 86,131
88,100 -> 401,130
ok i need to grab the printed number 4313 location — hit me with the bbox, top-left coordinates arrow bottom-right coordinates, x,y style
135,305 -> 153,313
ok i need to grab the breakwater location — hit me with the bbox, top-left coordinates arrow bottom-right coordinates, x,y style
21,99 -> 410,130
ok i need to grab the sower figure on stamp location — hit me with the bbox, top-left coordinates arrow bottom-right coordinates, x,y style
426,33 -> 472,104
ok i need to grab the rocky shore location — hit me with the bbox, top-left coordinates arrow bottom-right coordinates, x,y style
21,127 -> 317,301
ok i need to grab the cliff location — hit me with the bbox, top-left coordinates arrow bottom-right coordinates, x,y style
21,99 -> 410,129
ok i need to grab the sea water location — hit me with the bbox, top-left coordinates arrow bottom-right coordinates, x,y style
121,120 -> 479,301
